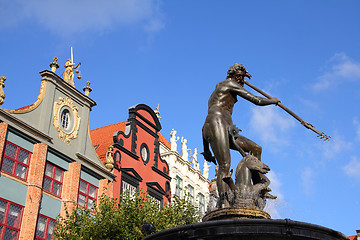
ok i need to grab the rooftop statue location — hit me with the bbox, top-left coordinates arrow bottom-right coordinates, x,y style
190,148 -> 200,170
181,137 -> 190,161
170,129 -> 180,151
63,59 -> 81,86
63,47 -> 81,87
203,160 -> 209,179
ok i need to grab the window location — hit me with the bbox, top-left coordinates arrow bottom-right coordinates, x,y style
1,141 -> 31,180
198,193 -> 205,216
35,214 -> 56,240
60,109 -> 70,130
140,143 -> 149,165
148,195 -> 161,210
43,162 -> 64,197
146,182 -> 164,210
121,180 -> 137,197
187,185 -> 194,204
175,176 -> 183,198
120,169 -> 141,197
0,198 -> 23,240
78,180 -> 98,210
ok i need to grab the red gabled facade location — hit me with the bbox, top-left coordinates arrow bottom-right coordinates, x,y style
90,104 -> 171,205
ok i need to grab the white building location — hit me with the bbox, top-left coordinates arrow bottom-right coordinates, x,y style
159,130 -> 210,217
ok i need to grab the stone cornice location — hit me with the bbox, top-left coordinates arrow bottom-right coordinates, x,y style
0,108 -> 52,142
161,148 -> 210,182
76,153 -> 116,180
40,70 -> 96,108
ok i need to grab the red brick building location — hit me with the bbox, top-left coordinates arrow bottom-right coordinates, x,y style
90,104 -> 171,206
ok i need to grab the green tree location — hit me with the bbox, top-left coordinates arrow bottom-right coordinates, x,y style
53,191 -> 199,240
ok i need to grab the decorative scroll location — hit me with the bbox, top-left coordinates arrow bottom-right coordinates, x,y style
5,80 -> 47,113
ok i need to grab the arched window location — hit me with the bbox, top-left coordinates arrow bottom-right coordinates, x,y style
60,109 -> 70,130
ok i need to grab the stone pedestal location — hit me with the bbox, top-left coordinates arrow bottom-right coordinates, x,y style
202,207 -> 270,221
142,219 -> 348,240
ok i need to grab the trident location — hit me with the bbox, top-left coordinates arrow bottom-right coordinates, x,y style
244,80 -> 331,141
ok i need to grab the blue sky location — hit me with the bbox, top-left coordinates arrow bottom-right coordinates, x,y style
1,0 -> 359,236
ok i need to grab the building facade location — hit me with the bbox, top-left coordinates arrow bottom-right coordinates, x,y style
0,59 -> 115,240
159,130 -> 210,217
90,104 -> 171,206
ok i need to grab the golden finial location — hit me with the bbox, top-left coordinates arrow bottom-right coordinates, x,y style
49,56 -> 59,73
0,76 -> 6,105
104,145 -> 114,171
83,81 -> 92,96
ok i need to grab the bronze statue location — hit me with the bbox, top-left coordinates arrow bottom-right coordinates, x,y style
202,63 -> 279,208
201,64 -> 331,220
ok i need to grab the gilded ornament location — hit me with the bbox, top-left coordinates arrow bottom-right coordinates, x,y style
49,56 -> 59,73
53,97 -> 81,145
83,81 -> 92,96
0,76 -> 6,105
104,145 -> 115,171
5,80 -> 47,113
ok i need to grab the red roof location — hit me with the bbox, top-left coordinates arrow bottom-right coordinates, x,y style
158,131 -> 171,149
90,121 -> 171,161
90,121 -> 126,162
14,104 -> 34,111
349,236 -> 357,240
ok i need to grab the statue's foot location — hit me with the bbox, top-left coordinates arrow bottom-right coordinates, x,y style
217,192 -> 231,208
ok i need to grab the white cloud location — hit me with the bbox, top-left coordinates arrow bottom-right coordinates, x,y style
301,167 -> 314,196
250,107 -> 296,145
353,117 -> 360,141
0,0 -> 164,37
320,134 -> 352,158
264,171 -> 286,219
343,157 -> 360,180
313,53 -> 360,91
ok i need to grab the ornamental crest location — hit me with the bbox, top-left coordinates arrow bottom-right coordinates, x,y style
53,97 -> 81,145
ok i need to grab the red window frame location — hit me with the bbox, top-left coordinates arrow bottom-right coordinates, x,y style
35,214 -> 56,240
1,141 -> 31,180
77,179 -> 98,210
0,197 -> 24,240
43,162 -> 64,197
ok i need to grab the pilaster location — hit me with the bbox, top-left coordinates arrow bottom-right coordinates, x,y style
19,143 -> 48,240
98,179 -> 113,205
60,161 -> 81,217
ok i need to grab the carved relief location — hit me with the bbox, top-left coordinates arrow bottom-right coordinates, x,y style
53,97 -> 81,145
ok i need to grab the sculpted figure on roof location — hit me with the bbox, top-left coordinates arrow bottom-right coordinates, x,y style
63,59 -> 81,86
170,129 -> 180,151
